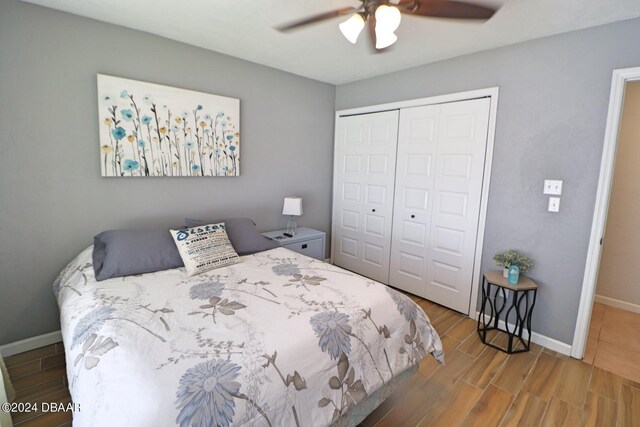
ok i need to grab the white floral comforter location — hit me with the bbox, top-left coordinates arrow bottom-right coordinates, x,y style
55,247 -> 443,427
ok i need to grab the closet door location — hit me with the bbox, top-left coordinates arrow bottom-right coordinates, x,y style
332,111 -> 399,283
388,104 -> 439,296
390,98 -> 490,314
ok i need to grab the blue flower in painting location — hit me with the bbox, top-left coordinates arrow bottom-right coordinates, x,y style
192,164 -> 201,173
310,311 -> 352,360
175,359 -> 241,427
196,104 -> 203,110
137,139 -> 146,148
143,95 -> 153,104
229,146 -> 236,152
204,114 -> 211,121
141,115 -> 152,126
111,127 -> 126,141
120,90 -> 129,99
221,122 -> 227,128
123,159 -> 140,173
189,281 -> 225,300
182,111 -> 189,119
71,306 -> 115,349
120,109 -> 134,121
272,263 -> 301,276
217,112 -> 224,118
226,135 -> 233,141
386,288 -> 418,322
172,125 -> 180,133
185,141 -> 195,150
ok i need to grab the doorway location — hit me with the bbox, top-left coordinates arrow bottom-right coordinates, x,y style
572,67 -> 640,377
583,80 -> 640,381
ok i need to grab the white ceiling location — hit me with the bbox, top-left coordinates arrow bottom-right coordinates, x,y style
23,0 -> 640,85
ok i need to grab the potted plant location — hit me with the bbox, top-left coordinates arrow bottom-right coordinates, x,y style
493,250 -> 533,278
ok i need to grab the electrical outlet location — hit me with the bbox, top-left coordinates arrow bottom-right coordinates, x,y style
548,197 -> 560,212
543,179 -> 563,195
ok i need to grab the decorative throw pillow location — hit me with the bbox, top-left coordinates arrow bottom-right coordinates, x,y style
170,223 -> 240,276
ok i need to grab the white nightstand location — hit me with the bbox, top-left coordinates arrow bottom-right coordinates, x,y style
262,227 -> 326,261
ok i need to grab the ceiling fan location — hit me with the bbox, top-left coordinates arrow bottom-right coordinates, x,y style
276,0 -> 498,51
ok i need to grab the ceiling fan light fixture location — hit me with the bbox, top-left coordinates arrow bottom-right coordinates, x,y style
276,0 -> 498,53
374,4 -> 401,33
339,13 -> 365,44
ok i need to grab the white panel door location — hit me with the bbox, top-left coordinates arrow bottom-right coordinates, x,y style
389,104 -> 439,295
332,111 -> 399,283
390,98 -> 490,314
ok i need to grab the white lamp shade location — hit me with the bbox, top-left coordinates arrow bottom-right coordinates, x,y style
283,197 -> 303,216
375,5 -> 401,33
339,13 -> 365,44
374,5 -> 401,49
375,30 -> 398,49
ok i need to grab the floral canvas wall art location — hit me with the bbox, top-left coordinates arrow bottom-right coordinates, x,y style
97,75 -> 240,177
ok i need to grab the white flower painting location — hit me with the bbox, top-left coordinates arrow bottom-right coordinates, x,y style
97,74 -> 240,177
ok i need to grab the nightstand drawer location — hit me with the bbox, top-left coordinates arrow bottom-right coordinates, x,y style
283,238 -> 324,260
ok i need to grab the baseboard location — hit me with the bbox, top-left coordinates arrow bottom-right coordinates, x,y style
476,311 -> 572,356
594,294 -> 640,314
0,331 -> 62,357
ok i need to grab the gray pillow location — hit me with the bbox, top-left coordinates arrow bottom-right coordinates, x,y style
93,229 -> 184,281
185,217 -> 278,255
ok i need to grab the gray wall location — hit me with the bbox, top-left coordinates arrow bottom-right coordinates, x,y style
0,0 -> 335,345
337,17 -> 640,344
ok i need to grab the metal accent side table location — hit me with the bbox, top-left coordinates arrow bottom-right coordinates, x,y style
477,270 -> 538,354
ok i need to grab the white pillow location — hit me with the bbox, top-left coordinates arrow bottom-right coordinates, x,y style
170,222 -> 240,276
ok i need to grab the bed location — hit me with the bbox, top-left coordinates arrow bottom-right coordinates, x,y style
54,244 -> 443,426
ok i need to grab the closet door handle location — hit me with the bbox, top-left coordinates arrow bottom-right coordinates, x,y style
411,214 -> 415,219
372,209 -> 376,212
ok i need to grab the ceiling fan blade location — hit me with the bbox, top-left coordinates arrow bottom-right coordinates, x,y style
399,0 -> 497,20
275,7 -> 358,31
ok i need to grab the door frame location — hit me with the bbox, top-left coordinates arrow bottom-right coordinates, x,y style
571,66 -> 640,359
332,87 -> 500,318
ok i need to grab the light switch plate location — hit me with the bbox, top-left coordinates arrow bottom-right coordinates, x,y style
544,179 -> 563,195
548,197 -> 561,212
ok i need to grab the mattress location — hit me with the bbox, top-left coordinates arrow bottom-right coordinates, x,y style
54,247 -> 443,426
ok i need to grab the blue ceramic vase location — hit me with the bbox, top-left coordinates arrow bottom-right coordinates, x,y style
508,265 -> 520,284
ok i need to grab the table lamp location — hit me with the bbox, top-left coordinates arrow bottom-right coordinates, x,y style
283,197 -> 303,236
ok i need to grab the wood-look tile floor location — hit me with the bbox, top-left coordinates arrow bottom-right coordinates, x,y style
4,342 -> 71,426
361,295 -> 640,427
5,296 -> 640,427
583,302 -> 640,384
